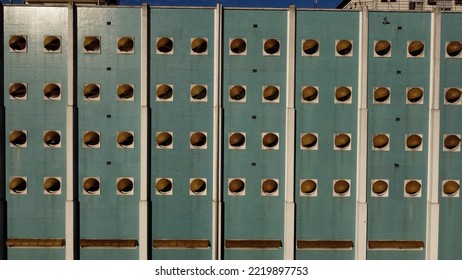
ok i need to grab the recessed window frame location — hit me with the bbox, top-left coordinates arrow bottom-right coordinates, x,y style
82,177 -> 101,195
261,178 -> 279,196
43,35 -> 62,53
300,179 -> 318,197
155,177 -> 173,196
371,179 -> 389,197
404,179 -> 422,198
443,134 -> 461,152
116,177 -> 135,195
442,179 -> 460,198
333,179 -> 351,197
117,36 -> 135,54
228,178 -> 246,196
372,133 -> 390,151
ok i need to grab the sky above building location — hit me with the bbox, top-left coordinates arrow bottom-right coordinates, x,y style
120,0 -> 341,8
2,0 -> 340,8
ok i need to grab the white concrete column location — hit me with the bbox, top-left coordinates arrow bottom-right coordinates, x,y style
355,6 -> 369,260
65,3 -> 76,260
283,5 -> 296,261
426,10 -> 441,260
212,3 -> 223,260
139,3 -> 150,260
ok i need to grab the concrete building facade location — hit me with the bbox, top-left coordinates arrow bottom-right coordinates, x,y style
1,4 -> 462,260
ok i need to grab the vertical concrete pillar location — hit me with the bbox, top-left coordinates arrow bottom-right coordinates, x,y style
426,10 -> 441,260
355,6 -> 369,260
139,3 -> 150,260
283,5 -> 296,260
65,3 -> 78,260
0,4 -> 6,260
212,3 -> 223,260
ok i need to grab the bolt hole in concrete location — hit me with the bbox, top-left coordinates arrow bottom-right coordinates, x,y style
262,179 -> 278,194
230,38 -> 246,54
83,36 -> 100,53
336,40 -> 352,55
375,40 -> 391,56
10,177 -> 27,194
303,39 -> 319,55
44,131 -> 60,147
43,36 -> 61,52
447,41 -> 462,57
229,85 -> 246,101
445,88 -> 462,103
300,179 -> 316,194
9,83 -> 27,99
9,130 -> 27,146
9,35 -> 26,51
190,179 -> 206,194
264,39 -> 280,54
83,178 -> 100,194
229,179 -> 245,194
117,178 -> 133,194
117,37 -> 134,53
157,37 -> 173,53
443,180 -> 459,196
44,177 -> 61,193
229,132 -> 245,148
190,85 -> 207,100
44,83 -> 61,99
156,178 -> 172,194
190,132 -> 207,147
191,38 -> 207,54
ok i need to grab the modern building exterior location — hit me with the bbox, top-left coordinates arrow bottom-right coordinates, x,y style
338,0 -> 462,11
1,3 -> 462,260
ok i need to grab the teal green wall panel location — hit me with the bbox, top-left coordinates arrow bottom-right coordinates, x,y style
438,12 -> 462,260
77,7 -> 141,259
295,10 -> 359,260
222,8 -> 287,260
7,248 -> 65,260
150,7 -> 215,260
80,248 -> 139,260
4,6 -> 68,252
366,11 -> 430,260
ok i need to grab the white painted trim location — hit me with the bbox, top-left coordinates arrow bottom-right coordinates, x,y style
426,10 -> 441,260
212,3 -> 223,260
283,5 -> 296,261
355,6 -> 369,260
139,3 -> 149,260
65,4 -> 75,260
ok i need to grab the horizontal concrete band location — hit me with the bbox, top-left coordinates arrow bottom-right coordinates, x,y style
368,240 -> 425,249
80,239 -> 138,248
297,240 -> 354,249
6,238 -> 65,248
225,240 -> 282,249
153,239 -> 211,249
